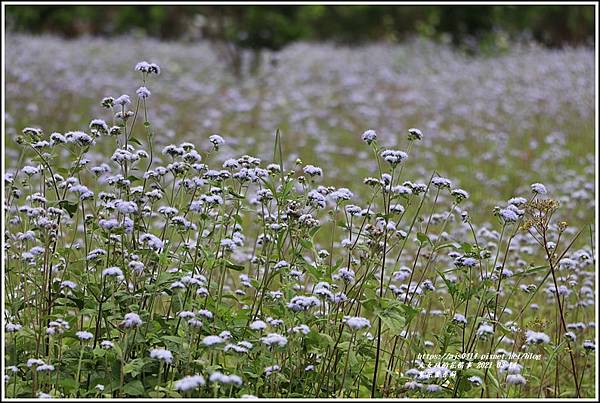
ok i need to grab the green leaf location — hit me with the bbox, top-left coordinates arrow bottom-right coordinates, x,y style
234,214 -> 243,225
337,341 -> 351,352
299,238 -> 313,250
59,377 -> 78,394
304,332 -> 334,353
416,232 -> 431,245
162,335 -> 184,345
436,269 -> 458,297
58,200 -> 79,218
123,379 -> 145,396
112,342 -> 123,358
92,347 -> 106,358
511,265 -> 548,278
228,189 -> 245,199
280,180 -> 294,198
225,261 -> 245,271
158,251 -> 170,267
148,391 -> 163,398
128,137 -> 143,146
376,307 -> 406,333
435,242 -> 459,251
123,358 -> 146,377
486,371 -> 500,392
460,242 -> 473,253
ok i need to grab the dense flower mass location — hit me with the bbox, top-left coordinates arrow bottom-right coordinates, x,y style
3,36 -> 595,400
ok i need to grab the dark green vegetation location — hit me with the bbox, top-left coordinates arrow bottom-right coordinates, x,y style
7,5 -> 595,49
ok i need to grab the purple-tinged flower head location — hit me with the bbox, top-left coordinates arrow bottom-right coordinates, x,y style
121,313 -> 143,329
432,176 -> 452,189
345,316 -> 371,331
224,343 -> 248,353
136,86 -> 151,99
150,348 -> 173,364
102,267 -> 123,278
66,131 -> 95,146
114,199 -> 137,214
425,384 -> 441,393
187,318 -> 204,328
531,183 -> 547,195
307,190 -> 326,208
525,330 -> 550,345
287,295 -> 320,311
499,361 -> 522,374
404,380 -> 422,390
177,311 -> 195,320
6,322 -> 22,333
101,97 -> 114,109
330,187 -> 353,202
135,61 -> 160,74
114,95 -> 131,107
76,331 -> 94,342
451,188 -> 469,203
22,165 -> 41,176
139,233 -> 164,251
452,314 -> 468,325
209,134 -> 225,150
408,128 -> 423,141
50,132 -> 67,144
476,323 -> 494,339
60,281 -> 77,290
197,309 -> 213,319
290,324 -> 311,335
202,335 -> 224,347
506,374 -> 526,385
209,372 -> 243,386
508,197 -> 527,207
361,129 -> 377,144
47,319 -> 70,335
264,365 -> 281,376
89,119 -> 109,135
135,61 -> 151,72
468,376 -> 483,385
27,358 -> 45,368
303,165 -> 323,177
499,208 -> 519,223
100,340 -> 114,349
380,149 -> 408,166
23,127 -> 43,139
175,374 -> 206,391
36,364 -> 55,372
454,256 -> 478,268
345,204 -> 362,216
128,260 -> 145,274
333,267 -> 355,284
249,320 -> 267,331
261,333 -> 288,347
313,282 -> 333,299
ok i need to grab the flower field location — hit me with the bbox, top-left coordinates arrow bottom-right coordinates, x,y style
3,34 -> 596,398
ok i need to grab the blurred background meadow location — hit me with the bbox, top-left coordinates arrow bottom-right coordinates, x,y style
4,3 -> 596,226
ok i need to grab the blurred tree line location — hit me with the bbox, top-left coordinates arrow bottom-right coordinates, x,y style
6,5 -> 594,48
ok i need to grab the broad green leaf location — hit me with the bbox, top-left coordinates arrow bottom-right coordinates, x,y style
123,379 -> 145,396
